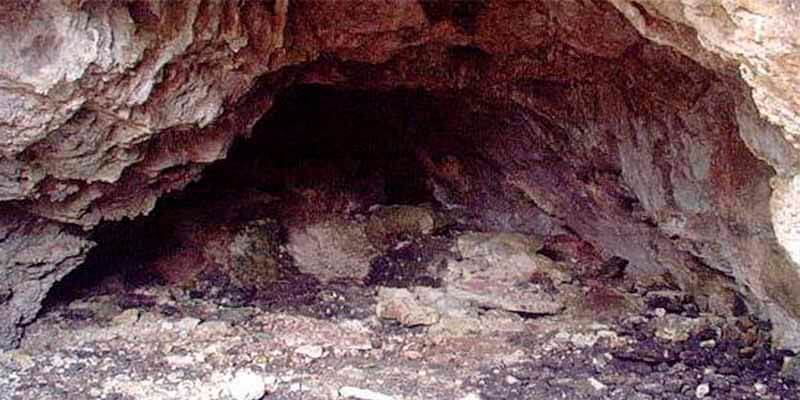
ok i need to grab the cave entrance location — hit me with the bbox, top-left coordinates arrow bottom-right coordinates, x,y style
35,49 -> 797,400
49,81 -> 663,337
46,67 -> 766,321
46,85 -> 485,309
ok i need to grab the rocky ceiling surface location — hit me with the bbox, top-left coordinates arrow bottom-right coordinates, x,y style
2,0 -> 800,352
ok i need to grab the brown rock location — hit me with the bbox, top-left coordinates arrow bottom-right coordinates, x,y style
365,205 -> 438,250
376,287 -> 440,327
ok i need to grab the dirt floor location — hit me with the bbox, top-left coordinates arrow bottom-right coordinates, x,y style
2,224 -> 799,400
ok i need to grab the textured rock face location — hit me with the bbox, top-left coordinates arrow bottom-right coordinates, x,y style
2,0 -> 800,349
609,0 -> 800,149
0,212 -> 92,348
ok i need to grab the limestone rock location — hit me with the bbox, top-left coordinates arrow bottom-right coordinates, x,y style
446,232 -> 564,315
111,309 -> 141,326
294,344 -> 325,359
376,287 -> 440,327
610,0 -> 800,146
365,205 -> 438,250
339,386 -> 396,400
445,259 -> 563,315
224,370 -> 267,400
652,314 -> 720,343
286,217 -> 379,283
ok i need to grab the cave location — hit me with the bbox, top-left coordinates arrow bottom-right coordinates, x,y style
47,85 -> 452,303
4,1 -> 800,399
47,74 -> 767,309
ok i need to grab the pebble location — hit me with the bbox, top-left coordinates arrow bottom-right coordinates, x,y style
111,309 -> 140,326
295,344 -> 324,359
505,375 -> 520,385
695,383 -> 710,398
460,394 -> 482,400
754,382 -> 767,394
174,317 -> 201,333
588,377 -> 607,391
194,320 -> 230,336
739,346 -> 756,357
699,339 -> 716,349
654,308 -> 667,318
225,370 -> 266,400
339,386 -> 395,400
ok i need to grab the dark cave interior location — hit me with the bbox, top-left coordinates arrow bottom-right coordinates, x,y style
45,85 -> 484,306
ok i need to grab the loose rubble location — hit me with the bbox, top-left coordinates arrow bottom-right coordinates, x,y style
1,204 -> 798,400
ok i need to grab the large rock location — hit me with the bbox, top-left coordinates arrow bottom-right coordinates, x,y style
446,232 -> 564,315
2,0 -> 800,349
286,217 -> 380,283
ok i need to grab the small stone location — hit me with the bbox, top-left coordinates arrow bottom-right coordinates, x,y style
505,375 -> 520,385
754,382 -> 768,394
699,339 -> 716,348
174,317 -> 201,333
653,315 -> 707,343
112,309 -> 140,326
739,346 -> 756,357
588,377 -> 607,391
592,356 -> 608,370
194,320 -> 230,337
782,355 -> 800,380
295,344 -> 324,359
460,394 -> 482,400
695,383 -> 710,399
339,386 -> 395,400
654,308 -> 667,318
263,375 -> 278,391
225,370 -> 266,400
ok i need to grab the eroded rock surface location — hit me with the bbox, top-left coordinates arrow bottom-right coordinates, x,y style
0,212 -> 92,349
2,0 -> 800,350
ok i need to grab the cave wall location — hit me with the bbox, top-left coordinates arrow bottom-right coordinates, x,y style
0,211 -> 92,348
301,38 -> 778,322
2,0 -> 800,349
